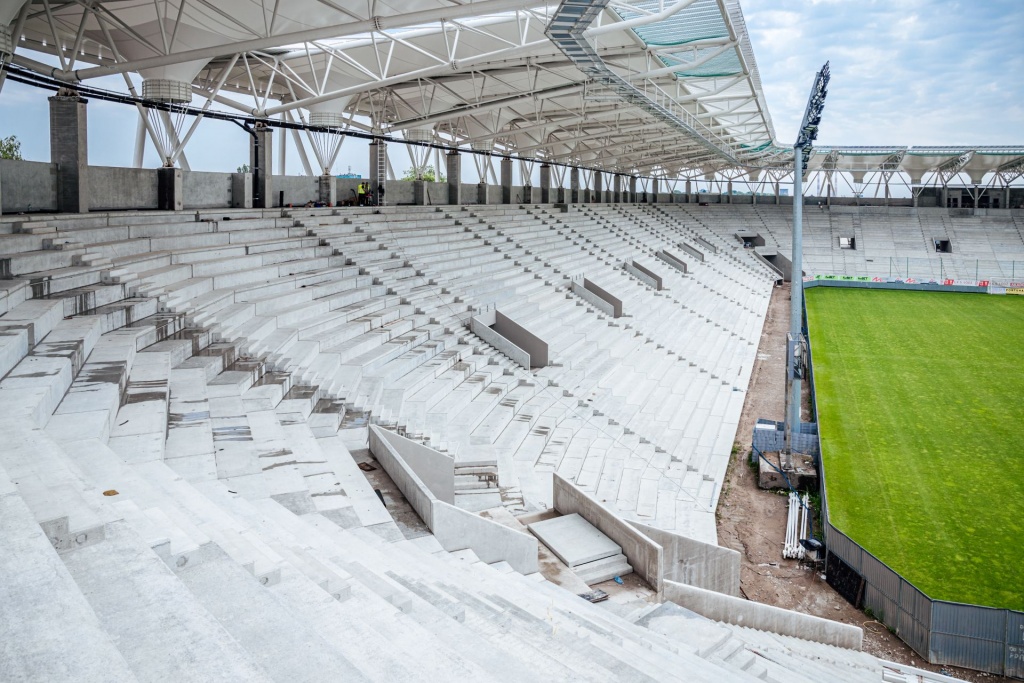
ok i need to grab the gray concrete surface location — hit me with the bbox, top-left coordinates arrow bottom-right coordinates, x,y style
663,580 -> 864,650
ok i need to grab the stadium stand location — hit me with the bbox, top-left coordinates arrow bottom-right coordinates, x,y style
0,204 -> 965,682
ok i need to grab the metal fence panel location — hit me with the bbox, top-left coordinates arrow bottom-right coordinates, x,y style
929,602 -> 1008,674
933,602 -> 1007,641
898,580 -> 931,656
861,551 -> 900,602
1007,611 -> 1024,679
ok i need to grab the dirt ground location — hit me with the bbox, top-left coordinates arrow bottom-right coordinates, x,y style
716,284 -> 1007,682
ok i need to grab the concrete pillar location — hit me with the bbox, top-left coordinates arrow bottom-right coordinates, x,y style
500,157 -> 513,204
539,164 -> 551,203
652,178 -> 659,203
594,171 -> 603,203
685,179 -> 692,196
369,139 -> 387,206
413,180 -> 426,205
49,92 -> 89,214
727,180 -> 733,203
477,182 -> 489,204
774,182 -> 780,205
630,176 -> 637,203
158,167 -> 183,211
250,122 -> 273,208
318,175 -> 336,206
570,167 -> 580,203
446,151 -> 461,205
613,174 -> 622,203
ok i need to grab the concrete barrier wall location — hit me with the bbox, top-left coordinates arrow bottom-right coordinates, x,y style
369,426 -> 537,573
373,427 -> 454,503
679,242 -> 704,262
90,167 -> 159,210
184,171 -> 233,209
656,250 -> 689,274
570,281 -> 614,317
570,278 -> 623,317
625,260 -> 663,290
493,310 -> 548,367
663,580 -> 863,650
630,521 -> 740,596
552,473 -> 662,595
694,235 -> 718,254
0,159 -> 57,213
368,425 -> 436,527
273,175 -> 320,207
470,311 -> 531,369
431,501 -> 538,574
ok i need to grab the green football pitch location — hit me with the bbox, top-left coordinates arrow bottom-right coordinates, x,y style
805,287 -> 1024,611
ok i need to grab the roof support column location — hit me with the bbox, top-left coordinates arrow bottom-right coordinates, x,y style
447,150 -> 462,206
613,174 -> 622,203
651,178 -> 659,203
251,122 -> 273,208
594,171 -> 603,204
49,91 -> 89,214
570,167 -> 580,204
500,157 -> 513,204
540,164 -> 552,204
629,176 -> 637,203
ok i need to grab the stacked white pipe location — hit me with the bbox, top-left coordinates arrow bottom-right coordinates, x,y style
783,492 -> 811,559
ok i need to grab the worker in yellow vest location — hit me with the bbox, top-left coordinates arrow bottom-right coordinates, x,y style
357,182 -> 366,206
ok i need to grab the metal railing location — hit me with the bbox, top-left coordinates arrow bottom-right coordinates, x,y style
886,257 -> 1024,283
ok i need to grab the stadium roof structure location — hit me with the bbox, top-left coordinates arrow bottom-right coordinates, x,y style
3,0 -> 1022,188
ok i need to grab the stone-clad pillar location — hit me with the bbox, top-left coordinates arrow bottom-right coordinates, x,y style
49,91 -> 89,214
251,122 -> 273,208
539,164 -> 552,203
500,157 -> 513,204
446,151 -> 461,205
594,171 -> 603,203
570,167 -> 580,203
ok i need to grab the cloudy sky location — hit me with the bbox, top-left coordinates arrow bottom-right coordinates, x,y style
1,0 -> 1022,175
742,0 -> 1024,147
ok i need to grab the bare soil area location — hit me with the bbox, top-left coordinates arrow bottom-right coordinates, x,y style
717,284 -> 1006,682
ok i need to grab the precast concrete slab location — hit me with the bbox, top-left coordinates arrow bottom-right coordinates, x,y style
527,512 -> 622,567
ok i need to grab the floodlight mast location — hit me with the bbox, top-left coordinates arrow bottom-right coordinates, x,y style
783,61 -> 830,467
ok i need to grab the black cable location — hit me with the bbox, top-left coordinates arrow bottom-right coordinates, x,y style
1,62 -> 646,180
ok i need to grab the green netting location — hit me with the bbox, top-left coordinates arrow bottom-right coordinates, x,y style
663,47 -> 740,77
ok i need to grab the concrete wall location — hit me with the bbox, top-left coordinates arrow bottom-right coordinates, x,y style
368,425 -> 437,527
184,171 -> 233,209
663,580 -> 863,650
625,260 -> 663,290
432,501 -> 538,574
656,250 -> 689,274
493,310 -> 548,367
273,175 -> 320,207
693,235 -> 718,254
0,159 -> 58,213
552,473 -> 663,595
373,427 -> 454,503
369,425 -> 537,573
570,277 -> 623,317
89,166 -> 159,211
630,521 -> 740,596
471,311 -> 531,369
679,242 -> 705,262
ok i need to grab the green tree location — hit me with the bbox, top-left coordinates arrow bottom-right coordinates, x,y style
400,165 -> 445,183
0,135 -> 23,160
236,163 -> 251,173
